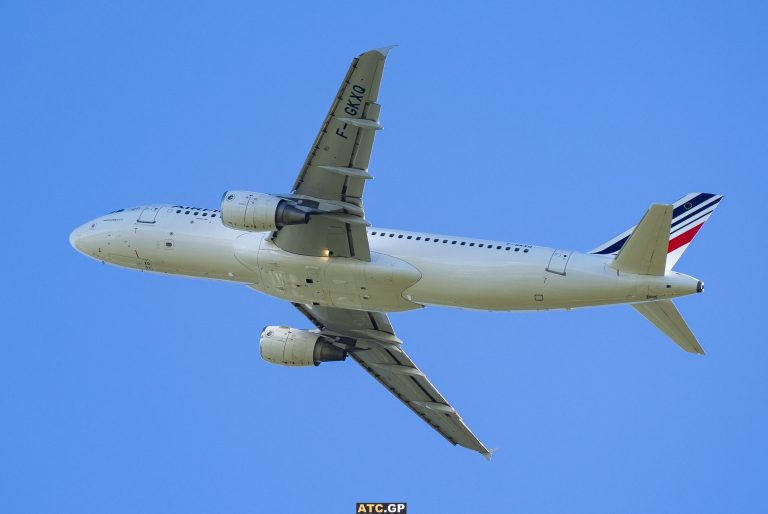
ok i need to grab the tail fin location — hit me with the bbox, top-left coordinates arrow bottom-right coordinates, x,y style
591,193 -> 723,270
633,300 -> 705,354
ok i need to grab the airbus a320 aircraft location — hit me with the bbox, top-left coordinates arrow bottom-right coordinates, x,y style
71,48 -> 722,458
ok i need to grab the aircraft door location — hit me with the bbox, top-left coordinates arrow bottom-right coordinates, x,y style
546,249 -> 571,275
137,206 -> 160,224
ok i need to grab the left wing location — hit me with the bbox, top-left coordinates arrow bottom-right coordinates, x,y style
271,47 -> 394,262
291,47 -> 391,205
292,303 -> 492,458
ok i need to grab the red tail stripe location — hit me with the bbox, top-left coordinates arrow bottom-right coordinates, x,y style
668,223 -> 703,253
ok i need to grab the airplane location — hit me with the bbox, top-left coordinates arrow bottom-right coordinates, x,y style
70,47 -> 723,458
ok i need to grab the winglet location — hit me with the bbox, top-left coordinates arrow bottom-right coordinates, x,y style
369,45 -> 398,57
482,448 -> 499,461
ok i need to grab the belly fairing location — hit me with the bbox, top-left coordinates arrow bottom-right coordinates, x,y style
234,235 -> 423,311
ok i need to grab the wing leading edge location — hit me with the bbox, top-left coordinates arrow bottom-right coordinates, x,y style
292,303 -> 492,458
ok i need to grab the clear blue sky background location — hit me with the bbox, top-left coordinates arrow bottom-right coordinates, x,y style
2,2 -> 766,513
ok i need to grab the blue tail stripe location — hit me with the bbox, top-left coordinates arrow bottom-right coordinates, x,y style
593,194 -> 720,255
671,196 -> 721,232
671,193 -> 716,220
593,236 -> 630,255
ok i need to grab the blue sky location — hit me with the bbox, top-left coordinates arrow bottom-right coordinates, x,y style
2,1 -> 767,512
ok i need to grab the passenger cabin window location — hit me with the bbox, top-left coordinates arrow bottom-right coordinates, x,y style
365,229 -> 526,254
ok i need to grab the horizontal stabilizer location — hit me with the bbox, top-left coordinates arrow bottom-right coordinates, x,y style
633,300 -> 705,354
611,204 -> 672,276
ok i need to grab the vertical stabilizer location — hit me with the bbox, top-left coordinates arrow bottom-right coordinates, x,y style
590,193 -> 724,271
632,300 -> 705,354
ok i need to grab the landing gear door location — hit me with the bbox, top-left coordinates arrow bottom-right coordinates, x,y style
137,206 -> 160,224
546,249 -> 571,275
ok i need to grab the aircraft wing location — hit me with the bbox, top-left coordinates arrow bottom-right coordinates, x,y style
292,302 -> 492,458
272,48 -> 393,262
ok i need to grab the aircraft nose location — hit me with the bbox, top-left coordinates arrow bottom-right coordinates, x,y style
69,227 -> 81,251
69,222 -> 98,256
69,226 -> 84,252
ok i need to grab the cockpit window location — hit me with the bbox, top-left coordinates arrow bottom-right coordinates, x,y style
109,209 -> 125,214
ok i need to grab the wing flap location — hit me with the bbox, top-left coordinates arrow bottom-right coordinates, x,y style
273,216 -> 370,260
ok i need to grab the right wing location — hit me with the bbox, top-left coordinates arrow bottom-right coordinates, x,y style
292,303 -> 493,458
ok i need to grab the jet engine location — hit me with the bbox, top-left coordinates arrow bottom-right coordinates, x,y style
220,190 -> 310,231
259,326 -> 347,367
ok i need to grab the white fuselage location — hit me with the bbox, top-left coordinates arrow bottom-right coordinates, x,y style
70,204 -> 702,312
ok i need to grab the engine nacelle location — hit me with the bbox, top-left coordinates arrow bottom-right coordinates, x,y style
220,190 -> 310,231
259,326 -> 347,367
